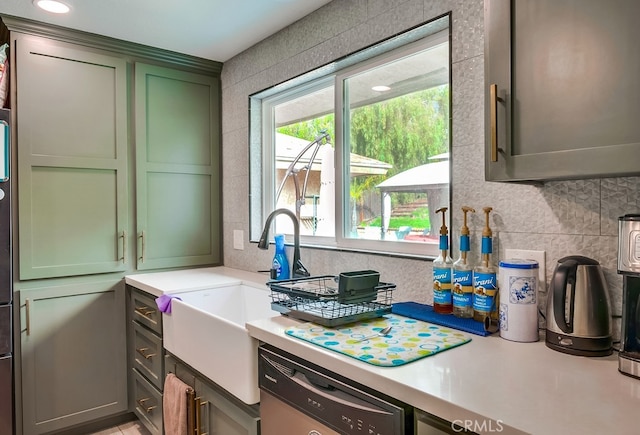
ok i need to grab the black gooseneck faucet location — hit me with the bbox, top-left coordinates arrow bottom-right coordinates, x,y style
258,208 -> 310,279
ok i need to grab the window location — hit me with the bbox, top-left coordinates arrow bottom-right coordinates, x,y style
250,15 -> 451,258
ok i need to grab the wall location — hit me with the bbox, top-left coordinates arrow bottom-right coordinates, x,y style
221,0 -> 637,339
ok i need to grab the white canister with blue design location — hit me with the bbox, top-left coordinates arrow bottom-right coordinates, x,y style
498,259 -> 539,342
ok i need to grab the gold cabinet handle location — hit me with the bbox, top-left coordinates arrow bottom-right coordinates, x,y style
25,298 -> 31,336
134,305 -> 156,318
490,83 -> 499,162
489,83 -> 506,162
195,396 -> 208,435
138,231 -> 145,263
136,347 -> 156,360
119,231 -> 126,263
136,398 -> 157,413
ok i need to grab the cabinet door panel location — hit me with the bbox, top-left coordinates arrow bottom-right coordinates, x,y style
485,0 -> 640,181
135,63 -> 221,270
17,42 -> 120,159
16,34 -> 128,278
197,379 -> 260,435
19,280 -> 127,435
145,172 -> 212,260
27,167 -> 119,272
145,75 -> 213,166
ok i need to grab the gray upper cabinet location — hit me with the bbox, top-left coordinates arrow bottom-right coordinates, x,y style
484,0 -> 640,182
15,33 -> 129,279
134,63 -> 221,270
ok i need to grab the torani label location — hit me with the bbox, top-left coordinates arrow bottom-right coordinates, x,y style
473,271 -> 497,313
433,267 -> 452,305
453,269 -> 473,308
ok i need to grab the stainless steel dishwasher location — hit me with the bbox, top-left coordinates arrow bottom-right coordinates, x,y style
258,344 -> 413,434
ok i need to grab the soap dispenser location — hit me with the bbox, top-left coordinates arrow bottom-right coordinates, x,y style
433,207 -> 453,314
473,207 -> 498,322
453,206 -> 475,318
271,234 -> 290,280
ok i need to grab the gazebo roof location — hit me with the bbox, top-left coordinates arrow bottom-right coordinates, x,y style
376,160 -> 449,193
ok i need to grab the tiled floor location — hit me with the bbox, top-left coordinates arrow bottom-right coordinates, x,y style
89,420 -> 151,435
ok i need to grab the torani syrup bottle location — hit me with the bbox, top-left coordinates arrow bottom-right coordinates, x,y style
453,206 -> 475,318
473,207 -> 498,322
433,207 -> 453,314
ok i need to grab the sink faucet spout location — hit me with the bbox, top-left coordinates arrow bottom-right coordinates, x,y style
258,208 -> 310,278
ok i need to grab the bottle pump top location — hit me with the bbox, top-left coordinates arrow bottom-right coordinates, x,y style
437,207 -> 449,236
482,207 -> 493,238
481,207 -> 494,256
460,206 -> 475,252
436,207 -> 449,251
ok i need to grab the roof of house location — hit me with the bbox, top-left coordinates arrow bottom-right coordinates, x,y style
276,133 -> 391,176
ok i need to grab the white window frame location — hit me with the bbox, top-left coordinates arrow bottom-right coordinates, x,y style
249,15 -> 451,259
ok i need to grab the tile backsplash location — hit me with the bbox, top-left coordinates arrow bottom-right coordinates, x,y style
220,0 -> 637,341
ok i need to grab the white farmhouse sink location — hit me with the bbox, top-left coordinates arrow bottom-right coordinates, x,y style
162,282 -> 277,404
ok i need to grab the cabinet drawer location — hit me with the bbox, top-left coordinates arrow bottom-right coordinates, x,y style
133,321 -> 164,390
132,368 -> 163,435
130,288 -> 162,334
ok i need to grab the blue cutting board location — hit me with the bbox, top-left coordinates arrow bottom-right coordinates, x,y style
285,313 -> 471,367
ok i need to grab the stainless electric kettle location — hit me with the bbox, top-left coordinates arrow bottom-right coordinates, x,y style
545,255 -> 612,356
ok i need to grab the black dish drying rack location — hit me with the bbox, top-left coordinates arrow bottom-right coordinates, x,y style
267,271 -> 395,327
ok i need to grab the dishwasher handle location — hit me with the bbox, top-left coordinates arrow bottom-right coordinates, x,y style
291,371 -> 393,415
303,372 -> 335,391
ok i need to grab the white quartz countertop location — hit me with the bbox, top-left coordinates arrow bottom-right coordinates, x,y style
247,315 -> 640,435
124,266 -> 270,297
125,267 -> 639,434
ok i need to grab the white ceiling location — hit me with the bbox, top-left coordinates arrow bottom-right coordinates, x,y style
0,0 -> 333,62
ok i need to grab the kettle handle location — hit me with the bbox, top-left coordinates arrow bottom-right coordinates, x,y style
552,258 -> 577,334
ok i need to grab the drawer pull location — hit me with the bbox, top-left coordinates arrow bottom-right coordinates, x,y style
137,398 -> 157,413
134,306 -> 156,318
136,347 -> 156,360
195,396 -> 208,435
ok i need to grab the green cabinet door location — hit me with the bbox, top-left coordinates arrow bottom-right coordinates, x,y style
134,63 -> 221,270
16,34 -> 128,279
19,279 -> 128,435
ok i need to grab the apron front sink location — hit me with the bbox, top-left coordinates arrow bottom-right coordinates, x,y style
162,282 -> 277,404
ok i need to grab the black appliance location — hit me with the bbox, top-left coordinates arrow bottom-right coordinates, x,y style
0,108 -> 13,434
545,255 -> 612,356
618,214 -> 640,378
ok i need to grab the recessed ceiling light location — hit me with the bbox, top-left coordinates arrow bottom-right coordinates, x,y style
34,0 -> 71,14
372,85 -> 391,92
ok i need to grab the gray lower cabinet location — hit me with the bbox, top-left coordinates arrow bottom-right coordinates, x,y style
485,0 -> 640,182
19,279 -> 128,435
165,353 -> 260,435
128,285 -> 164,434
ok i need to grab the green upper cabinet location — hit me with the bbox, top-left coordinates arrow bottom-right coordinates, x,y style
485,0 -> 640,182
16,34 -> 128,279
134,63 -> 221,270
